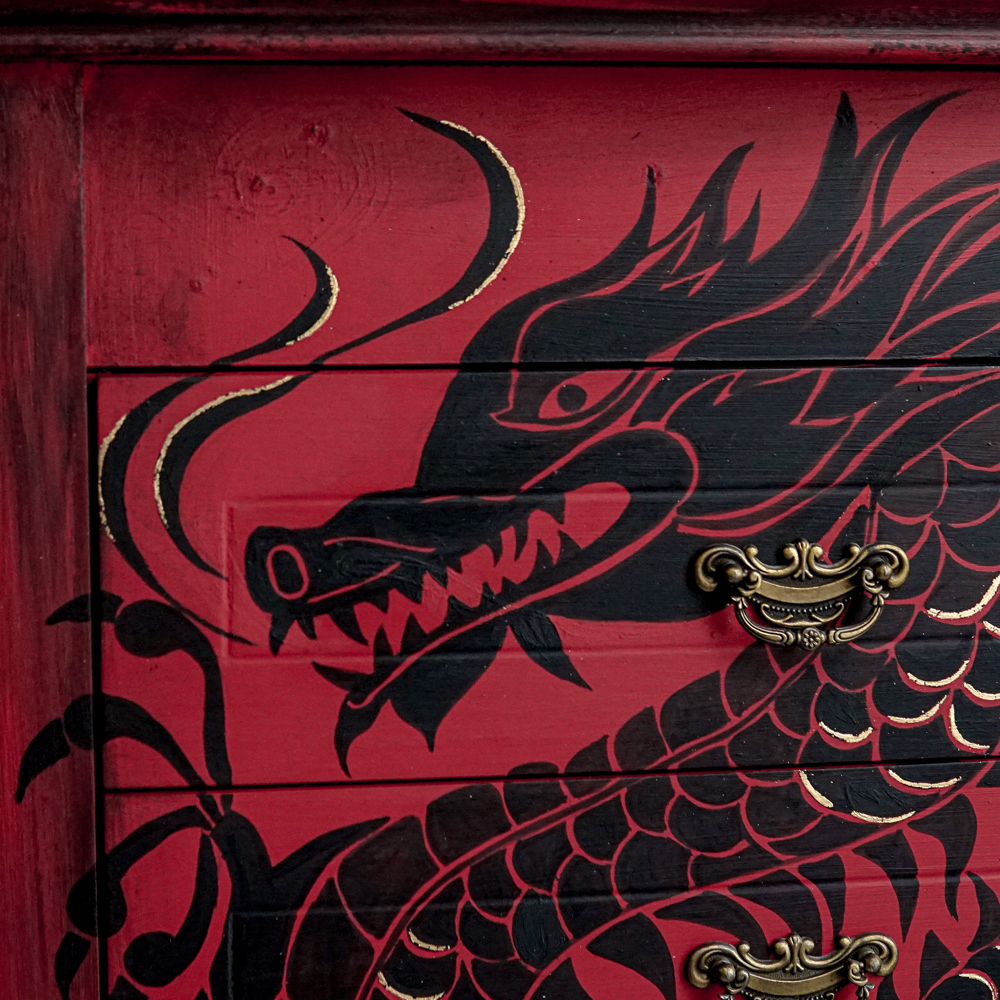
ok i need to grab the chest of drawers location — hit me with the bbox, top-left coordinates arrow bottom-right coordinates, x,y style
7,9 -> 1000,1000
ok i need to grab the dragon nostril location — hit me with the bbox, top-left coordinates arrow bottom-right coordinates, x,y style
267,545 -> 308,599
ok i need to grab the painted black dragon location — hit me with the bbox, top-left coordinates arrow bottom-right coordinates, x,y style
19,92 -> 1000,1000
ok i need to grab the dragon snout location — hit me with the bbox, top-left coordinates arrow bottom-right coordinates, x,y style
245,528 -> 315,613
245,523 -> 415,628
267,545 -> 310,599
246,524 -> 402,653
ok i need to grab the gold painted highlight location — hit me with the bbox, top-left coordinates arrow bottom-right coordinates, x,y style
959,972 -> 998,1000
887,768 -> 960,790
851,809 -> 915,824
287,267 -> 338,344
928,572 -> 1000,620
906,659 -> 969,688
799,770 -> 834,809
966,682 -> 1000,701
408,929 -> 451,953
378,972 -> 445,1000
154,376 -> 297,529
440,121 -> 524,310
97,410 -> 130,542
887,696 -> 946,725
819,721 -> 873,744
153,269 -> 337,532
950,702 -> 991,751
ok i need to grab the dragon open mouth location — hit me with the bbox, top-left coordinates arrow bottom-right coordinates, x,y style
249,481 -> 633,667
326,482 -> 630,658
244,430 -> 693,768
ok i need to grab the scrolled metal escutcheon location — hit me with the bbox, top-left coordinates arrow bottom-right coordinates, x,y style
693,539 -> 909,649
686,932 -> 898,999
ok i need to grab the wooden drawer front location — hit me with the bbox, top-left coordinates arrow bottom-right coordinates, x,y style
98,366 -> 1000,788
86,65 -> 1000,368
104,765 -> 1000,1000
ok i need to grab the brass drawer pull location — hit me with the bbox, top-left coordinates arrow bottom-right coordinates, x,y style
693,539 -> 909,649
686,932 -> 898,999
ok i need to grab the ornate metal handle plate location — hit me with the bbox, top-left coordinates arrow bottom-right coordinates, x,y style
686,932 -> 898,999
693,539 -> 909,649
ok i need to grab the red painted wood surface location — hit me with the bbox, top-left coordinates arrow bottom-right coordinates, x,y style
18,54 -> 1000,1000
0,64 -> 96,1000
85,66 -> 1000,367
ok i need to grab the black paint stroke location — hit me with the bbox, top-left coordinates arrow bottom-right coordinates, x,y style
67,807 -> 212,939
123,834 -> 218,988
155,240 -> 334,579
16,692 -> 207,801
46,591 -> 123,625
16,718 -> 71,803
113,601 -> 230,786
54,932 -> 90,1000
98,238 -> 333,641
311,110 -> 523,364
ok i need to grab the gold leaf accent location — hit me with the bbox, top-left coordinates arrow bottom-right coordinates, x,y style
377,972 -> 445,1000
798,771 -> 833,809
153,375 -> 296,529
439,121 -> 524,309
97,410 -> 130,541
887,768 -> 960,790
850,809 -> 915,824
407,928 -> 450,953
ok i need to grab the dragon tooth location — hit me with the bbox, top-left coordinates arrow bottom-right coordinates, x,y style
327,605 -> 367,645
371,627 -> 402,680
399,614 -> 429,655
269,611 -> 295,654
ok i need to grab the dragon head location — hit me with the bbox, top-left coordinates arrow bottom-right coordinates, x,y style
100,93 -> 1000,772
242,91 -> 1000,768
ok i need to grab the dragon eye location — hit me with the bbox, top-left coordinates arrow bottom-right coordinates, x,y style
557,383 -> 587,412
538,371 -> 633,420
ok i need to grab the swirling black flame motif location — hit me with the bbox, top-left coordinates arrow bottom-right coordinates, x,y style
22,92 -> 1000,1000
98,110 -> 524,640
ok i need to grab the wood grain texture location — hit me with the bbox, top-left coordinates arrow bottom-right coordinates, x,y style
84,68 -> 1000,367
0,63 -> 95,1000
102,766 -> 1000,1000
5,3 -> 1000,61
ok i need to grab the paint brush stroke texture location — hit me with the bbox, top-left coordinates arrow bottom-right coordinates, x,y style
23,89 -> 1000,998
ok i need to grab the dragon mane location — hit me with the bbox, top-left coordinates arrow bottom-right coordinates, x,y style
468,91 -> 1000,367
